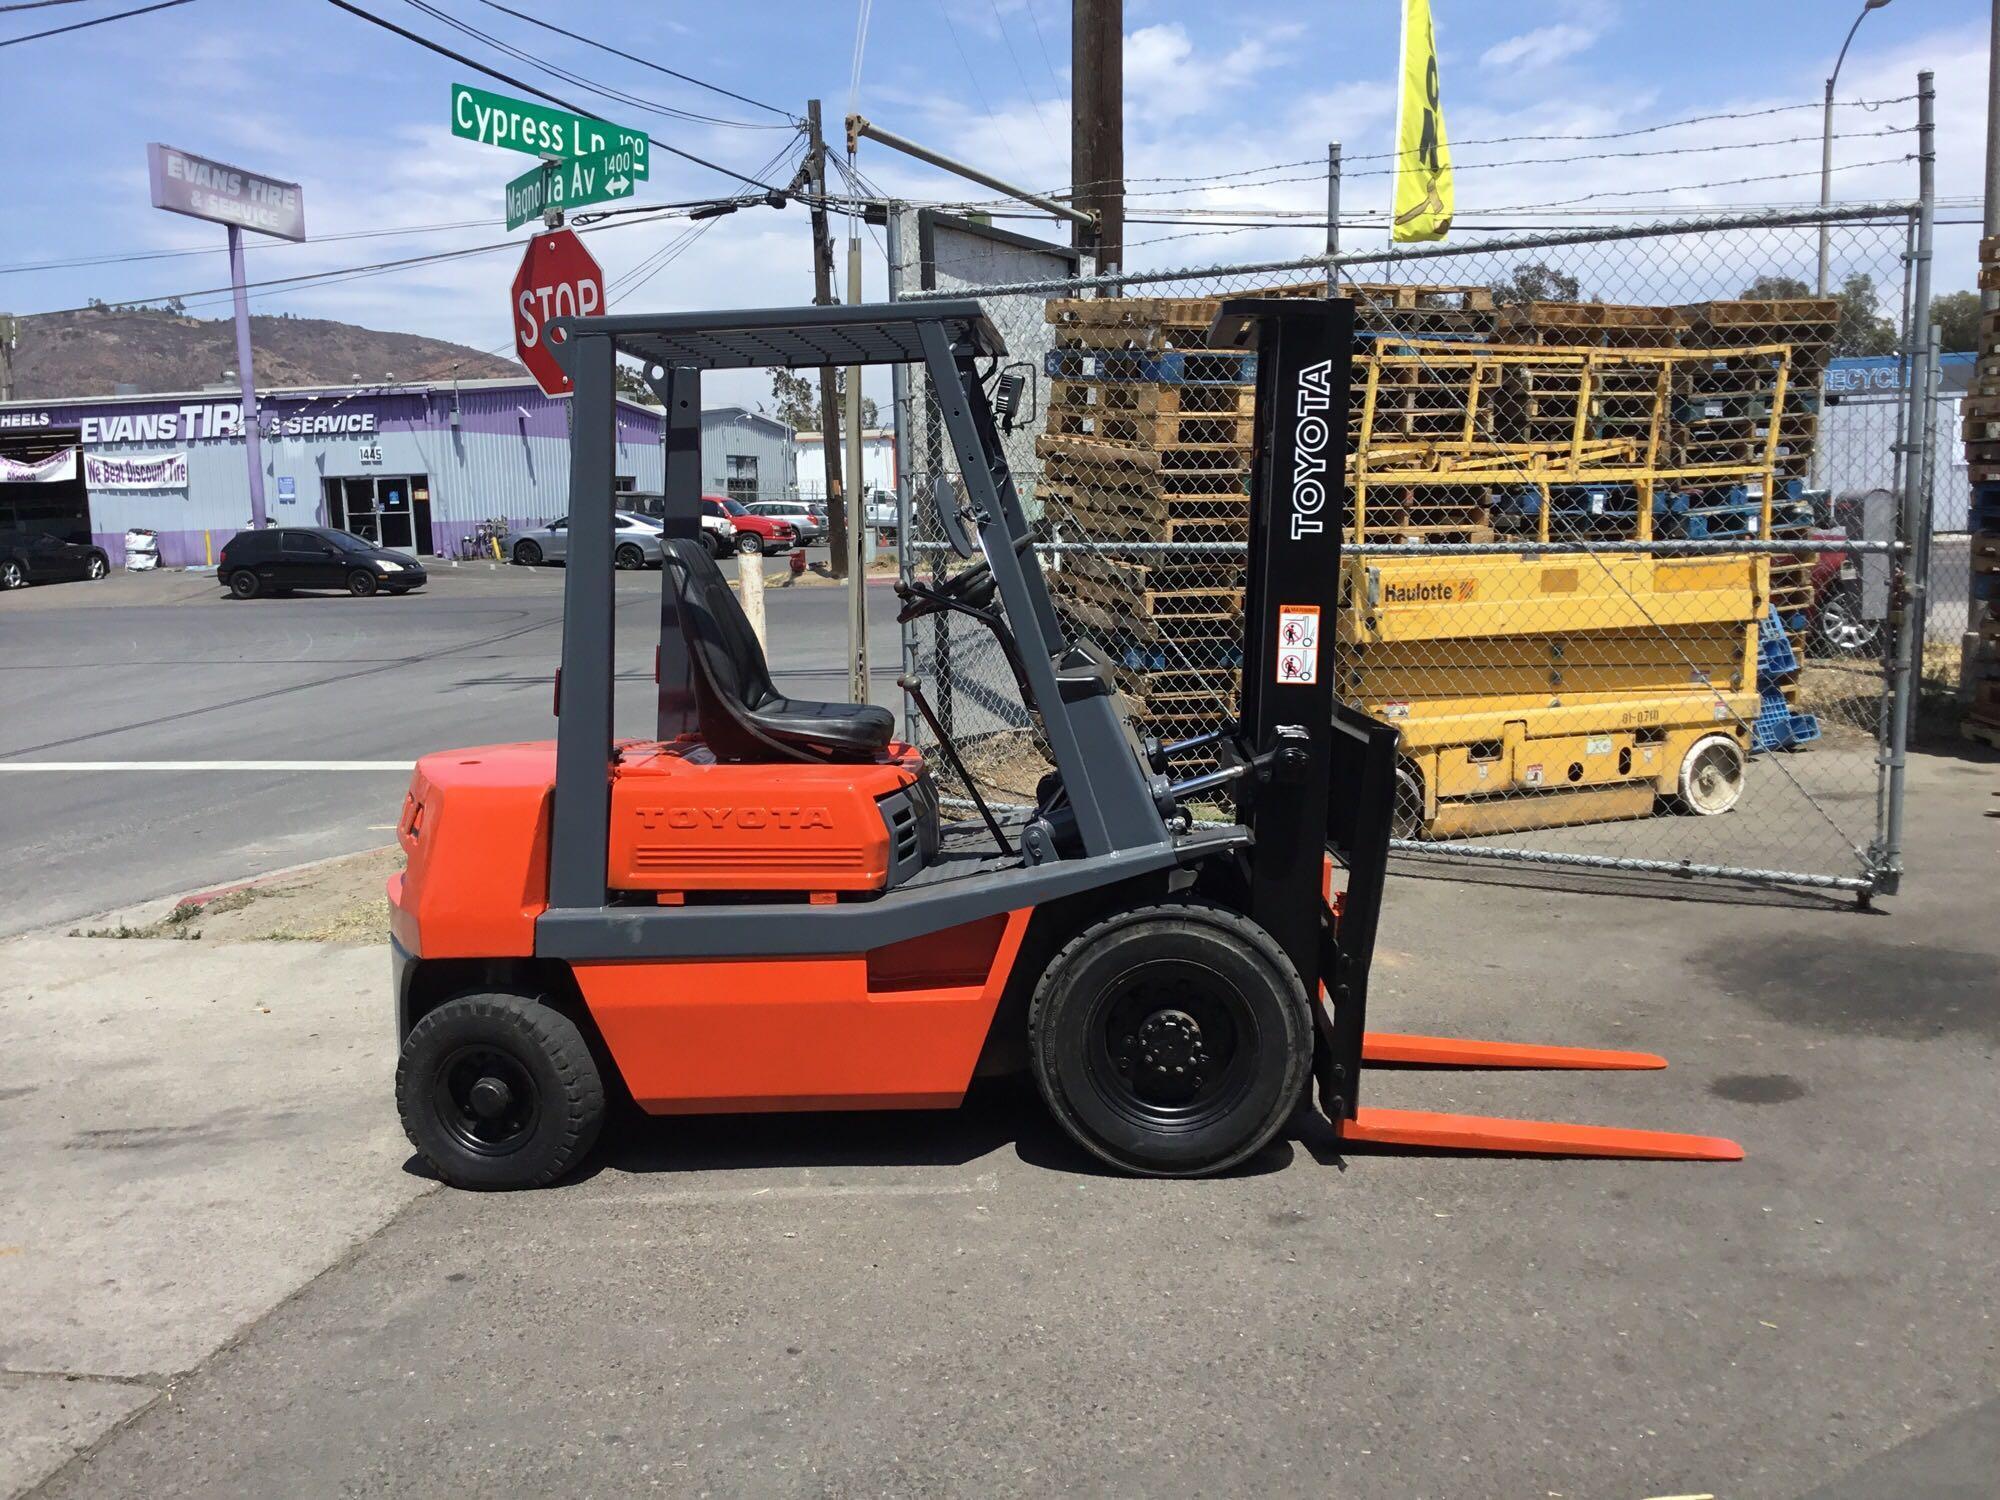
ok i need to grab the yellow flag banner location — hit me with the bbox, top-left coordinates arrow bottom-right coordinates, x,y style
1392,0 -> 1454,242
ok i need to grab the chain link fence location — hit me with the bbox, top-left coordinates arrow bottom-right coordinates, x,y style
891,202 -> 1933,899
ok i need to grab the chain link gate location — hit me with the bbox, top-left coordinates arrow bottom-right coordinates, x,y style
888,202 -> 1930,901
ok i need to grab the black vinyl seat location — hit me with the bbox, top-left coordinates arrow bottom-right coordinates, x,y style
664,538 -> 895,762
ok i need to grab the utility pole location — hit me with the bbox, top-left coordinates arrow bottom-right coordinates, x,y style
0,314 -> 16,404
806,100 -> 850,578
1984,0 -> 2000,313
1325,142 -> 1342,257
1071,0 -> 1123,273
845,191 -> 869,704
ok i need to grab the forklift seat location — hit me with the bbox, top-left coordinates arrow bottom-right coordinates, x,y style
664,539 -> 895,763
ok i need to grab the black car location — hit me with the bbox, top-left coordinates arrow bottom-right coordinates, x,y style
0,527 -> 111,591
218,526 -> 427,599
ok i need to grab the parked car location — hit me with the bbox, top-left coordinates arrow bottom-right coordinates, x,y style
744,499 -> 827,546
218,526 -> 426,599
511,512 -> 664,570
702,494 -> 795,556
1804,525 -> 1883,657
0,527 -> 111,590
865,489 -> 900,536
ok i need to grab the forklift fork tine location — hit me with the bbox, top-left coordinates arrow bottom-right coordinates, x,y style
1335,1106 -> 1743,1161
1361,1032 -> 1667,1070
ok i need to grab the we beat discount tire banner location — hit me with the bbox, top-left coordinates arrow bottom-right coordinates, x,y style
512,229 -> 605,399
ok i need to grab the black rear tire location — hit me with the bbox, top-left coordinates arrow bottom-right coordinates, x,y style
513,539 -> 543,567
348,569 -> 378,597
614,542 -> 644,571
228,569 -> 260,599
397,993 -> 606,1190
700,531 -> 723,559
1029,901 -> 1311,1177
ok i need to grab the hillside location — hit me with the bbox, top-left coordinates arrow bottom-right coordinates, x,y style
9,305 -> 521,398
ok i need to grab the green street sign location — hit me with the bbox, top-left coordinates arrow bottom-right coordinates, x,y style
505,146 -> 640,230
451,82 -> 649,179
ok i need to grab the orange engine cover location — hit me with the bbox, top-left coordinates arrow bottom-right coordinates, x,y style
606,740 -> 924,893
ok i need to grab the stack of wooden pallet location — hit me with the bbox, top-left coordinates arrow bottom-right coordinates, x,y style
1039,295 -> 1258,733
1962,240 -> 2000,747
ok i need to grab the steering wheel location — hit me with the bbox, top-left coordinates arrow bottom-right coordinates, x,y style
934,560 -> 996,609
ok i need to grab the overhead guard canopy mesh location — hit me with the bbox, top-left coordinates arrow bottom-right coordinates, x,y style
550,301 -> 1006,371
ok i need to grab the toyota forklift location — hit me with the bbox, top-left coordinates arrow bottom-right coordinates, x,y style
388,297 -> 1741,1189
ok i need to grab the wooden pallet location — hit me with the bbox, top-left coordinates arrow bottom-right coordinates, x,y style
1045,404 -> 1256,450
1047,378 -> 1255,418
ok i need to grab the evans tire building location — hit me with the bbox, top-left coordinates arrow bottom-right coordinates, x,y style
0,378 -> 664,567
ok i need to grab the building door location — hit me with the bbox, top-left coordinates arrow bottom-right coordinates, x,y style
330,477 -> 379,542
375,477 -> 413,551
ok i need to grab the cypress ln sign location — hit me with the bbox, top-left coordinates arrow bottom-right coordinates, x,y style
451,83 -> 650,180
505,146 -> 639,231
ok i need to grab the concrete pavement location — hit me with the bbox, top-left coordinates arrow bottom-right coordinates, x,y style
4,746 -> 1992,1499
0,930 -> 429,1496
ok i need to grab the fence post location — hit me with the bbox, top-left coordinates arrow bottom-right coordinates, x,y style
1880,71 -> 1935,899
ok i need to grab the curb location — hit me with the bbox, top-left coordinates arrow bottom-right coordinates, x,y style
55,843 -> 399,939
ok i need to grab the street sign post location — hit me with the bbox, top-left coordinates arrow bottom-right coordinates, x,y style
452,83 -> 649,179
511,230 -> 604,399
504,146 -> 640,231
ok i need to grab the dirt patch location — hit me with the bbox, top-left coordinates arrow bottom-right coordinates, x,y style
70,846 -> 403,945
946,729 -> 1053,803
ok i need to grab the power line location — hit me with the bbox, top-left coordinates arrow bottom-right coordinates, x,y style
321,0 -> 789,193
470,0 -> 795,120
400,0 -> 785,131
1,0 -> 115,11
937,3 -> 1034,186
990,0 -> 1058,151
0,0 -> 191,47
0,216 -> 514,277
24,205 -> 705,320
1019,0 -> 1063,95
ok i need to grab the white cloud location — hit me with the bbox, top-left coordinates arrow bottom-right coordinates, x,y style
1479,23 -> 1599,73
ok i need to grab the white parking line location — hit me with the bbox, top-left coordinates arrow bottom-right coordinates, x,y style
0,761 -> 414,772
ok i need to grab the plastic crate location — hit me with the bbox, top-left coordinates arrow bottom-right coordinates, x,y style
1751,686 -> 1821,752
1756,614 -> 1799,680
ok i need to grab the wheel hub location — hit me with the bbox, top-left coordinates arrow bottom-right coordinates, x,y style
468,1075 -> 514,1121
1133,1008 -> 1209,1096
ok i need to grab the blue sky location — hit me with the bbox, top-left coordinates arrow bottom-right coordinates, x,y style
2,0 -> 1989,403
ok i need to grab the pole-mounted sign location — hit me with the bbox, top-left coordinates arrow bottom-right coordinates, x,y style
452,83 -> 650,179
511,229 -> 605,399
147,143 -> 307,529
504,146 -> 640,231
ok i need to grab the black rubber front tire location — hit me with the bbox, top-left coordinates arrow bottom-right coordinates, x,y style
86,554 -> 109,580
1029,901 -> 1311,1177
348,569 -> 379,597
513,539 -> 543,566
397,994 -> 606,1190
614,542 -> 644,571
228,569 -> 260,599
736,532 -> 763,555
0,559 -> 23,590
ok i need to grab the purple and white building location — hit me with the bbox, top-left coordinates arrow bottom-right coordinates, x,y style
0,377 -> 665,566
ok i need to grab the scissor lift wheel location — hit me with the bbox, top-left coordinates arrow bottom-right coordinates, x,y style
1029,902 -> 1313,1177
1675,733 -> 1746,817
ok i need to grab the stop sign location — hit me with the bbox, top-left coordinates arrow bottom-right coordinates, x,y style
511,229 -> 604,398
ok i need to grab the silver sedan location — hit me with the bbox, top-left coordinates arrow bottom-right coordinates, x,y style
510,512 -> 665,570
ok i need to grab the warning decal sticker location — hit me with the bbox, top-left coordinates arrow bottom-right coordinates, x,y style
1276,604 -> 1320,685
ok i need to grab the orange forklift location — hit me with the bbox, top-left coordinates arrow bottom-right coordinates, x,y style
388,298 -> 1741,1189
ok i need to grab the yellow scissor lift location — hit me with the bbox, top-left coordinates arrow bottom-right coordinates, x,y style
1337,337 -> 1791,839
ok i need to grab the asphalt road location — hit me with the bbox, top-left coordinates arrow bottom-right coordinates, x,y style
0,565 -> 901,938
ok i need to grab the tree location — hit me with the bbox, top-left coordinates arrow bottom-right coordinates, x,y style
613,364 -> 660,405
1738,272 -> 1896,357
1489,261 -> 1581,306
769,367 -> 876,431
1931,290 -> 1980,354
